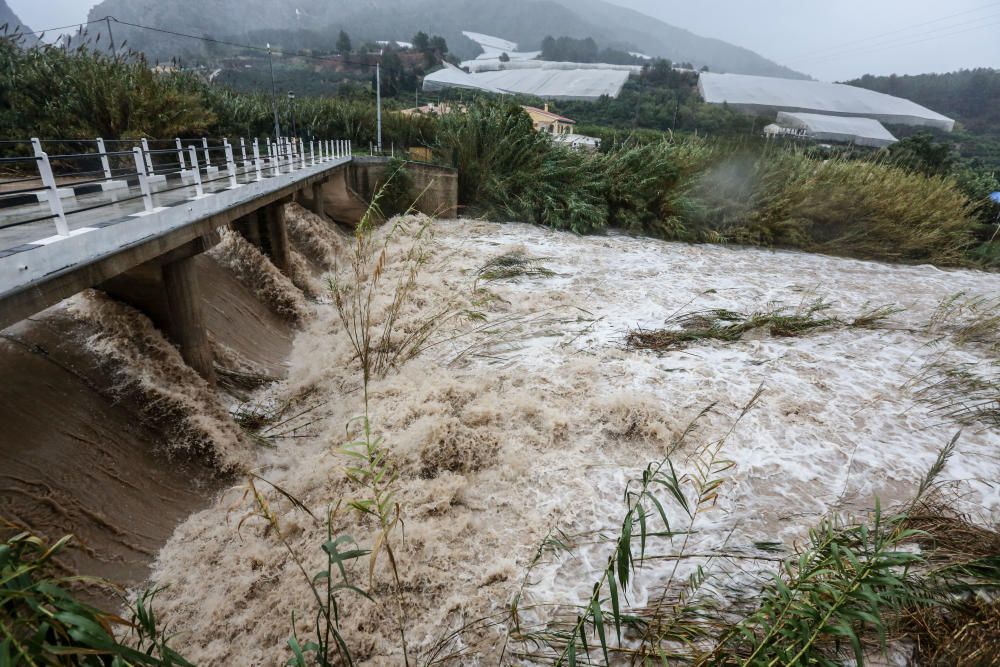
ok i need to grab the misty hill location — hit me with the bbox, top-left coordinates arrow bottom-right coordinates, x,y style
86,0 -> 807,78
0,0 -> 32,36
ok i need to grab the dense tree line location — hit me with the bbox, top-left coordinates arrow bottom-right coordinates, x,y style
539,35 -> 643,65
554,60 -> 762,137
848,69 -> 1000,171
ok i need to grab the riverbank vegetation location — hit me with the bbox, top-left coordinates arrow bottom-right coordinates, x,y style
3,37 -> 996,267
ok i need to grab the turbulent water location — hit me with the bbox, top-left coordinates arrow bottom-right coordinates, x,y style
0,206 -> 323,590
131,217 -> 1000,665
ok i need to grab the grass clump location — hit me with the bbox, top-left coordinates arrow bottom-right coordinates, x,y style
927,292 -> 1000,349
886,490 -> 1000,666
691,148 -> 980,265
914,362 -> 1000,429
626,300 -> 898,352
475,250 -> 555,284
0,527 -> 192,666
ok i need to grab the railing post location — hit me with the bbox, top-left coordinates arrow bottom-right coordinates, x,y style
35,150 -> 69,236
310,140 -> 315,166
175,138 -> 187,171
252,139 -> 263,181
240,137 -> 250,172
133,147 -> 154,212
224,140 -> 239,188
202,138 -> 211,168
140,138 -> 155,175
268,139 -> 277,177
301,140 -> 307,169
187,146 -> 204,198
96,138 -> 113,181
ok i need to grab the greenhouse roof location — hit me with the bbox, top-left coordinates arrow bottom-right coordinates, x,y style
424,64 -> 630,101
699,72 -> 954,131
776,112 -> 899,148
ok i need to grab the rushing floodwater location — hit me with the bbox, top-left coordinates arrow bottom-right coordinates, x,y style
138,217 -> 999,664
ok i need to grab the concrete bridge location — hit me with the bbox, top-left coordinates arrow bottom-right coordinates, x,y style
0,136 -> 456,385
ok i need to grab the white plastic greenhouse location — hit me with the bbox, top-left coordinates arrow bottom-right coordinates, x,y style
462,59 -> 643,74
699,72 -> 954,131
774,112 -> 899,148
423,63 -> 630,101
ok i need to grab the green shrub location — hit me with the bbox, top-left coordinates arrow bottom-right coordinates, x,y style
0,528 -> 192,665
691,148 -> 979,264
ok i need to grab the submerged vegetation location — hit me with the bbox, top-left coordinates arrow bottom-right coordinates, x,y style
626,300 -> 899,352
476,250 -> 555,283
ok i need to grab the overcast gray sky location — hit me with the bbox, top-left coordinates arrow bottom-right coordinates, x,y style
11,0 -> 1000,80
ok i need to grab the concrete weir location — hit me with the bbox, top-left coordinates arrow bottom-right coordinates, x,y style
0,150 -> 459,590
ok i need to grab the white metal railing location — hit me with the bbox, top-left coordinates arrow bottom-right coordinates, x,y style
0,136 -> 353,239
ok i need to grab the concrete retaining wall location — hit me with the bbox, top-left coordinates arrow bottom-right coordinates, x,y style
350,157 -> 459,219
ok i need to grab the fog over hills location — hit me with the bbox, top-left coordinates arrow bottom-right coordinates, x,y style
85,0 -> 808,78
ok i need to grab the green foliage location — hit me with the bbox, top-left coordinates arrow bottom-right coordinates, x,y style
539,35 -> 642,66
691,147 -> 979,264
556,65 -> 762,137
0,40 -> 214,141
849,69 -> 1000,179
198,87 -> 435,146
888,132 -> 958,176
286,522 -> 370,667
433,100 -> 711,236
376,158 -> 414,218
713,502 -> 926,666
0,529 -> 192,666
335,30 -> 352,55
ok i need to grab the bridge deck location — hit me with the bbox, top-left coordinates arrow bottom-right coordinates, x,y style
0,155 -> 352,329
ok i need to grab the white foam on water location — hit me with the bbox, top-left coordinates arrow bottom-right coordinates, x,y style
147,219 -> 1000,664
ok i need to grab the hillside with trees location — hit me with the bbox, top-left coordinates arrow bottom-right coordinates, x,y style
85,0 -> 806,78
847,69 -> 1000,170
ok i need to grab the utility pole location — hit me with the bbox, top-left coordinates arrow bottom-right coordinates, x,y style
267,44 -> 282,139
105,17 -> 116,56
376,62 -> 383,154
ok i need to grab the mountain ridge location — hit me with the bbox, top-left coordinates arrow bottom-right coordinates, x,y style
86,0 -> 808,79
0,0 -> 32,36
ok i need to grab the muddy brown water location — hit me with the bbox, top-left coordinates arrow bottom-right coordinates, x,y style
0,249 -> 297,596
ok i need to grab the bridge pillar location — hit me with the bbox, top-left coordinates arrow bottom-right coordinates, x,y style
234,209 -> 263,249
263,201 -> 291,276
310,182 -> 326,220
162,254 -> 216,386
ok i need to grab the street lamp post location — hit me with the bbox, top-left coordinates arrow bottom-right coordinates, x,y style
267,44 -> 281,139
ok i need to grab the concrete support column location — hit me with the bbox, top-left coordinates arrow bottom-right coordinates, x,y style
311,182 -> 325,219
162,255 -> 216,386
264,202 -> 291,275
235,209 -> 263,249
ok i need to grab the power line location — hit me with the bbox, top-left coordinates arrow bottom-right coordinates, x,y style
106,17 -> 394,68
787,1 -> 1000,61
799,16 -> 1000,65
796,9 -> 1000,64
6,18 -> 107,38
